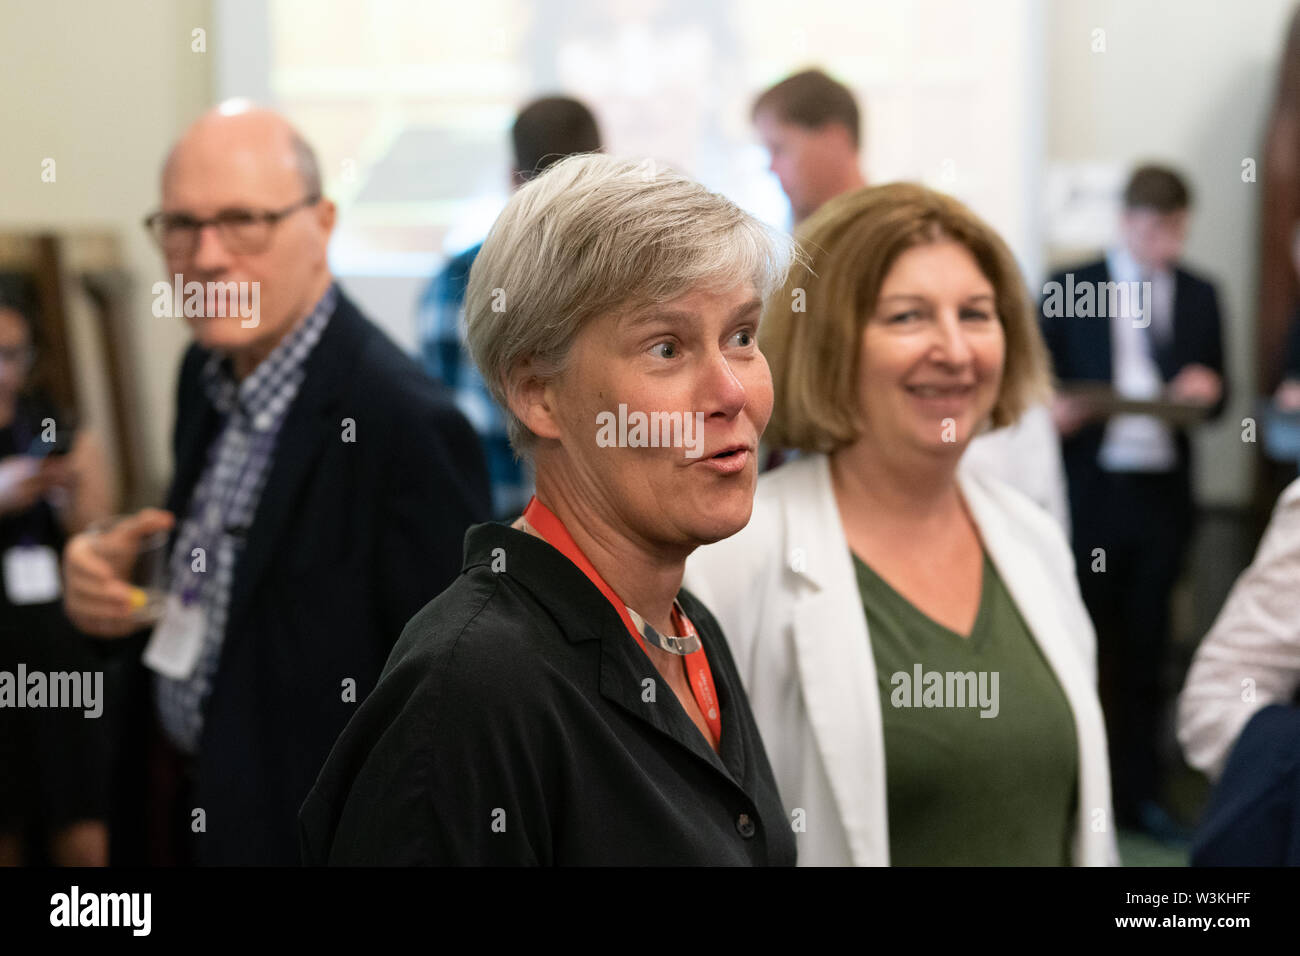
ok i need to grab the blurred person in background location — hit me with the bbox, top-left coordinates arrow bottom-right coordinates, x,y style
302,155 -> 795,865
60,102 -> 489,865
1041,163 -> 1228,843
752,68 -> 866,227
0,292 -> 114,865
419,95 -> 601,519
686,183 -> 1117,866
1176,475 -> 1300,864
1178,475 -> 1300,781
1272,222 -> 1300,412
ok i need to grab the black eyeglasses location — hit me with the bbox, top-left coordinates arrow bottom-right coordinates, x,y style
143,194 -> 321,257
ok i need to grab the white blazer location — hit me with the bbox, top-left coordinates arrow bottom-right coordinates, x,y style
684,454 -> 1118,866
1177,478 -> 1300,781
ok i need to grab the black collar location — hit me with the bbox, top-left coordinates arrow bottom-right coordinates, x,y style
460,522 -> 750,786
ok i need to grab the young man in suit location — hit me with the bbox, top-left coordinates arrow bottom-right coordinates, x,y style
60,103 -> 491,865
1041,164 -> 1227,842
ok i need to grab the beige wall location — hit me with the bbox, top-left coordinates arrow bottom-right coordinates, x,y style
0,0 -> 213,505
1048,0 -> 1298,506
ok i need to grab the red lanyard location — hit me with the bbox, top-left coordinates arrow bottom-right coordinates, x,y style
521,496 -> 722,746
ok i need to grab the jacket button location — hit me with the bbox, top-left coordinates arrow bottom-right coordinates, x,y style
736,812 -> 756,839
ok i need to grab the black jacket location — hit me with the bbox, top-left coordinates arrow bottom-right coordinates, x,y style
299,522 -> 797,866
1039,258 -> 1228,535
1191,704 -> 1300,866
109,289 -> 491,865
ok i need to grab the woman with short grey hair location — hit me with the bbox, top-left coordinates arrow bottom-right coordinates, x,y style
300,154 -> 798,865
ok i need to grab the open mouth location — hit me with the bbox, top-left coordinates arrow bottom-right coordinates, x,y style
698,444 -> 751,473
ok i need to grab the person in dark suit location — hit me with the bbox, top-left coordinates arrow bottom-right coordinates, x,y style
1040,164 -> 1227,841
60,103 -> 490,865
301,154 -> 796,865
1272,222 -> 1300,413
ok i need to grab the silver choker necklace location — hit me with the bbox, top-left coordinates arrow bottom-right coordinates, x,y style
625,602 -> 701,656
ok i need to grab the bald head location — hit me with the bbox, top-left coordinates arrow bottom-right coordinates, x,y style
164,103 -> 320,199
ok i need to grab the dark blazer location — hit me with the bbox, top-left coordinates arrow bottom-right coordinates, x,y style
299,522 -> 797,866
1191,703 -> 1300,866
109,288 -> 490,865
1039,258 -> 1228,534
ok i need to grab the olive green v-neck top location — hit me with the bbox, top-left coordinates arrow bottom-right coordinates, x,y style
852,551 -> 1079,865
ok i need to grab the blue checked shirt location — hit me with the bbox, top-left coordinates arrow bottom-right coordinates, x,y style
154,284 -> 337,754
418,243 -> 532,519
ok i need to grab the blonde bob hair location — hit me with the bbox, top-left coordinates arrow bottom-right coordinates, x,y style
465,153 -> 794,454
761,182 -> 1051,453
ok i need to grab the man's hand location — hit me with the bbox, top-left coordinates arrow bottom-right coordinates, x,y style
1168,363 -> 1222,405
63,508 -> 175,637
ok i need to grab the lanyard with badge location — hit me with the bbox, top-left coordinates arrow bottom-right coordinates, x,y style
144,402 -> 280,680
1,414 -> 64,606
521,495 -> 722,745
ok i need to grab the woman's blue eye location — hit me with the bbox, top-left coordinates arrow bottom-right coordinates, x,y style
651,342 -> 677,359
961,309 -> 994,321
889,310 -> 922,324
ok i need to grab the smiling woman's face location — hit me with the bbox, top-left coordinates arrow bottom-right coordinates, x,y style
855,239 -> 1005,460
538,280 -> 773,552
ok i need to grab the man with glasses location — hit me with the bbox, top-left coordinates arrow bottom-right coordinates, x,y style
61,102 -> 491,865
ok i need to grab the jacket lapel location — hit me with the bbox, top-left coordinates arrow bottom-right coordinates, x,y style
224,296 -> 366,634
167,350 -> 222,518
485,525 -> 746,786
784,455 -> 890,866
596,630 -> 743,782
1092,262 -> 1115,382
958,470 -> 1115,864
1153,269 -> 1188,380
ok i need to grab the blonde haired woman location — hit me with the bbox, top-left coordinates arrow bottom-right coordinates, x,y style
686,183 -> 1118,866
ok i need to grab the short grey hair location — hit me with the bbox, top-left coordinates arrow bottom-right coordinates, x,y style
465,153 -> 795,454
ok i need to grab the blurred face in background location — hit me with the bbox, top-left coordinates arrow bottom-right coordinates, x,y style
158,109 -> 335,367
532,281 -> 772,554
854,240 -> 1005,462
1120,206 -> 1189,273
754,109 -> 857,223
0,308 -> 32,407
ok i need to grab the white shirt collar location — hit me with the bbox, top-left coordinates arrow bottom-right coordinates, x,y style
1107,244 -> 1172,285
